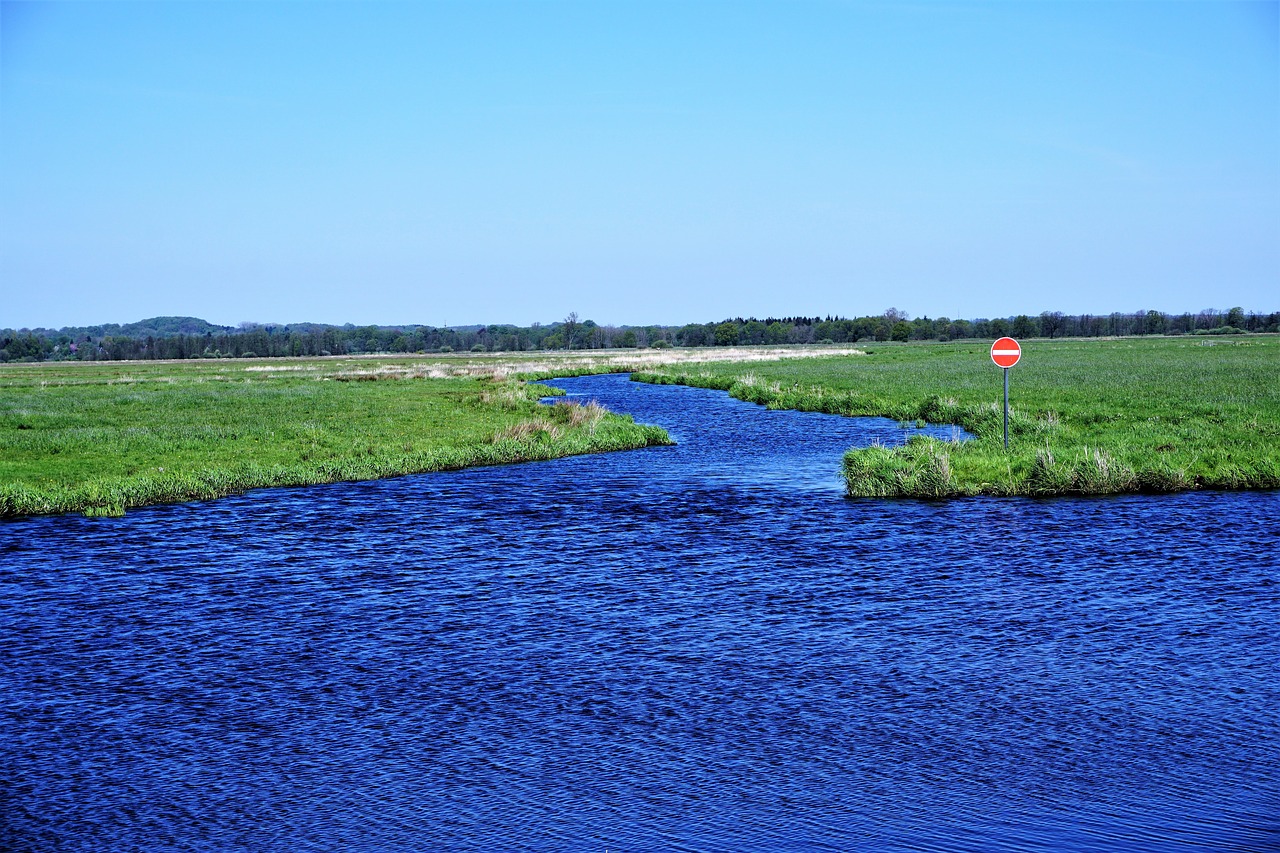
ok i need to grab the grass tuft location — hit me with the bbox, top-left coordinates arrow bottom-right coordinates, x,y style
843,437 -> 960,498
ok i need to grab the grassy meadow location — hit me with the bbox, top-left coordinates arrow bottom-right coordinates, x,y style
0,356 -> 678,518
632,336 -> 1280,497
3,337 -> 1276,514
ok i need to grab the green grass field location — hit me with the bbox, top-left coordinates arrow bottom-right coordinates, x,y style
632,336 -> 1280,497
0,357 -> 671,517
4,338 -> 1276,513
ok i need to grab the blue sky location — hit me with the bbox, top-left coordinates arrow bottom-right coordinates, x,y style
2,1 -> 1276,329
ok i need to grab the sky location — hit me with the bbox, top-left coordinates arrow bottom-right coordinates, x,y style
1,0 -> 1277,330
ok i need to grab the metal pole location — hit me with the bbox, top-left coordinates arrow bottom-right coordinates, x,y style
1003,367 -> 1010,450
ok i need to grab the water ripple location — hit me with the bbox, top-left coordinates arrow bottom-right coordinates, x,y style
2,374 -> 1277,852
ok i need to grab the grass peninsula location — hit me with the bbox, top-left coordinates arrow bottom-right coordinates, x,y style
633,335 -> 1280,498
0,356 -> 678,518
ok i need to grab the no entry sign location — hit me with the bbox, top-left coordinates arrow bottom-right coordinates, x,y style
991,337 -> 1021,449
991,337 -> 1022,368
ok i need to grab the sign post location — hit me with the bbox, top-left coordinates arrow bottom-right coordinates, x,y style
990,337 -> 1022,449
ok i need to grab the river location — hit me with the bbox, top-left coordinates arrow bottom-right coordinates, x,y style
2,373 -> 1277,852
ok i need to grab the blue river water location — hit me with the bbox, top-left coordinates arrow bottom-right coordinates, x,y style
2,372 -> 1278,852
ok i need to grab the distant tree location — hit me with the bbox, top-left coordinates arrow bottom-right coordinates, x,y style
764,322 -> 789,344
679,324 -> 710,346
890,321 -> 911,342
790,323 -> 814,344
562,312 -> 580,351
909,317 -> 935,340
1040,311 -> 1065,338
1196,308 -> 1222,331
0,333 -> 46,362
1011,315 -> 1039,338
814,320 -> 841,342
714,322 -> 740,346
1144,310 -> 1167,336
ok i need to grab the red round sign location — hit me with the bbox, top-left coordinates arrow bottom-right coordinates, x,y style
991,337 -> 1021,368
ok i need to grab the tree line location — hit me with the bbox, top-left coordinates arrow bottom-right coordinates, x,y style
2,307 -> 1275,363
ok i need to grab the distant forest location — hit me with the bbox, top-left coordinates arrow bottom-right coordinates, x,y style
2,307 -> 1275,363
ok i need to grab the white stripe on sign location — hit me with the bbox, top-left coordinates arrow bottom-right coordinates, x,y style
992,349 -> 1020,355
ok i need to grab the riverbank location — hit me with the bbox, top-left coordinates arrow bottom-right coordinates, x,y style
632,336 -> 1280,497
0,358 -> 674,518
7,338 -> 1276,512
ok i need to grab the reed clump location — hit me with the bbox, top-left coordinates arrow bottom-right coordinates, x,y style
841,437 -> 961,499
551,399 -> 607,429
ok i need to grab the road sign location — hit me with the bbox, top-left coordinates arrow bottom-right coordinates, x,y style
990,337 -> 1022,449
991,337 -> 1022,368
